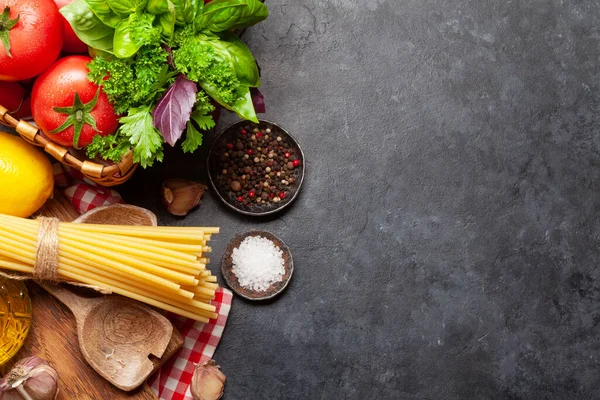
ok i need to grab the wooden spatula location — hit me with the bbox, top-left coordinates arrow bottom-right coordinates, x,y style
41,283 -> 173,391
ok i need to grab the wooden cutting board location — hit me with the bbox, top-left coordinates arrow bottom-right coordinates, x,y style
0,193 -> 184,399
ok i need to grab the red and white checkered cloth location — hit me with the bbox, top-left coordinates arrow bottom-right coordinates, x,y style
150,290 -> 232,399
53,163 -> 233,400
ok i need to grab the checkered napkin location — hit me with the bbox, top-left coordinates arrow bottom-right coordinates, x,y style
52,163 -> 124,213
149,289 -> 233,399
53,163 -> 233,400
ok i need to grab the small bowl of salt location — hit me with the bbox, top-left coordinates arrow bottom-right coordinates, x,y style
221,231 -> 293,300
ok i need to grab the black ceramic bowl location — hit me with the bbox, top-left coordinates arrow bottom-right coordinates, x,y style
221,231 -> 293,300
207,120 -> 305,216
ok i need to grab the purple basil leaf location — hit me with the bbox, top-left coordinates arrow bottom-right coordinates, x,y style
250,88 -> 266,113
163,45 -> 174,68
153,75 -> 198,147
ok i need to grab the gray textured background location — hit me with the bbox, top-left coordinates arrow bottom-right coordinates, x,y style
123,0 -> 600,398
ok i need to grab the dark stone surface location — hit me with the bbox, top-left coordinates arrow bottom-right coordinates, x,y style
120,0 -> 600,398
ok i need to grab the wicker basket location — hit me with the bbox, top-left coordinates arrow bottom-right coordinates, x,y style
0,104 -> 137,187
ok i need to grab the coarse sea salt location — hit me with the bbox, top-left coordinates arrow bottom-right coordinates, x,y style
231,236 -> 285,291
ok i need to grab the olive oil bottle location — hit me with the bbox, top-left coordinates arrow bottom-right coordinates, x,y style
0,279 -> 31,365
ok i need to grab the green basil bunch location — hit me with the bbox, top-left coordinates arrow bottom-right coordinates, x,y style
61,0 -> 267,58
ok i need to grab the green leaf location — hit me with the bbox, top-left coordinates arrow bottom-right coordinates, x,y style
107,0 -> 147,16
146,0 -> 170,14
86,131 -> 131,162
0,7 -> 19,57
113,14 -> 159,58
60,0 -> 115,53
216,31 -> 260,87
181,121 -> 203,153
119,107 -> 164,168
113,20 -> 140,58
172,0 -> 198,25
155,1 -> 176,41
201,82 -> 257,122
82,0 -> 124,27
181,106 -> 215,153
195,0 -> 268,33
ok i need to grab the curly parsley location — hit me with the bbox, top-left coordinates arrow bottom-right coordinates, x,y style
172,31 -> 241,105
87,45 -> 173,113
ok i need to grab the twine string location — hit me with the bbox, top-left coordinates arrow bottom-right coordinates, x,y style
34,217 -> 60,281
0,217 -> 110,293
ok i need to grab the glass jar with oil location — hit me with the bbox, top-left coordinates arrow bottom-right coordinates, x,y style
0,278 -> 32,365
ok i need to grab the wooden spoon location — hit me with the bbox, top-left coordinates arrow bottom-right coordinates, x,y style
73,204 -> 158,226
38,198 -> 181,392
41,283 -> 173,392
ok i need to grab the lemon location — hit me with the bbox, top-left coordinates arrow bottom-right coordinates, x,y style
0,132 -> 54,217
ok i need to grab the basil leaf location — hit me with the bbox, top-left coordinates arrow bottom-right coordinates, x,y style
83,0 -> 124,27
60,0 -> 115,53
146,0 -> 170,14
113,13 -> 159,58
201,82 -> 257,122
196,0 -> 268,32
156,3 -> 176,42
152,75 -> 198,146
107,0 -> 147,16
217,32 -> 260,87
113,19 -> 142,58
172,0 -> 198,25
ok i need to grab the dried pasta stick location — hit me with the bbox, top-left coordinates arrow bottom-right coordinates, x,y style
0,213 -> 221,321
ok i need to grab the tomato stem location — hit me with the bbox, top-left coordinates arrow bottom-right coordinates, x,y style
50,89 -> 102,149
0,7 -> 19,58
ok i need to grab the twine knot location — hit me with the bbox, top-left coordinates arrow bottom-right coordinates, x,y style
33,217 -> 60,281
0,216 -> 109,293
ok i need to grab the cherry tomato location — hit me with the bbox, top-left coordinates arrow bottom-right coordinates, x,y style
54,0 -> 87,53
31,56 -> 119,148
0,0 -> 63,81
0,81 -> 30,119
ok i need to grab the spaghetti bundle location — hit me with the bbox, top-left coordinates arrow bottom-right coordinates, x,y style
0,213 -> 220,323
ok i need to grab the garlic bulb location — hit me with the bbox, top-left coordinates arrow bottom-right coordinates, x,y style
0,356 -> 58,400
190,360 -> 226,400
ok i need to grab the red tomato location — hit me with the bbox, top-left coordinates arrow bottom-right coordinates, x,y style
31,56 -> 119,148
0,0 -> 63,81
54,0 -> 87,53
0,81 -> 30,119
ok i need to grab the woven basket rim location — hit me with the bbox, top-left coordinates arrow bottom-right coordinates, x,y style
0,104 -> 137,186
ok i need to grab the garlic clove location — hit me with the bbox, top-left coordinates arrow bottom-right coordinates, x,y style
1,391 -> 22,400
0,356 -> 58,400
190,360 -> 226,400
162,179 -> 208,216
23,365 -> 59,400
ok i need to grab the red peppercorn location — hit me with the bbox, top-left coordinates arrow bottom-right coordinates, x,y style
237,196 -> 244,202
284,152 -> 291,158
280,192 -> 286,199
226,143 -> 234,149
293,159 -> 300,167
266,161 -> 273,166
256,132 -> 263,138
241,129 -> 247,135
248,149 -> 254,155
248,191 -> 256,198
269,193 -> 275,198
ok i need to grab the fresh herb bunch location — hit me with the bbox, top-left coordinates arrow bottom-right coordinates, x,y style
60,0 -> 268,168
